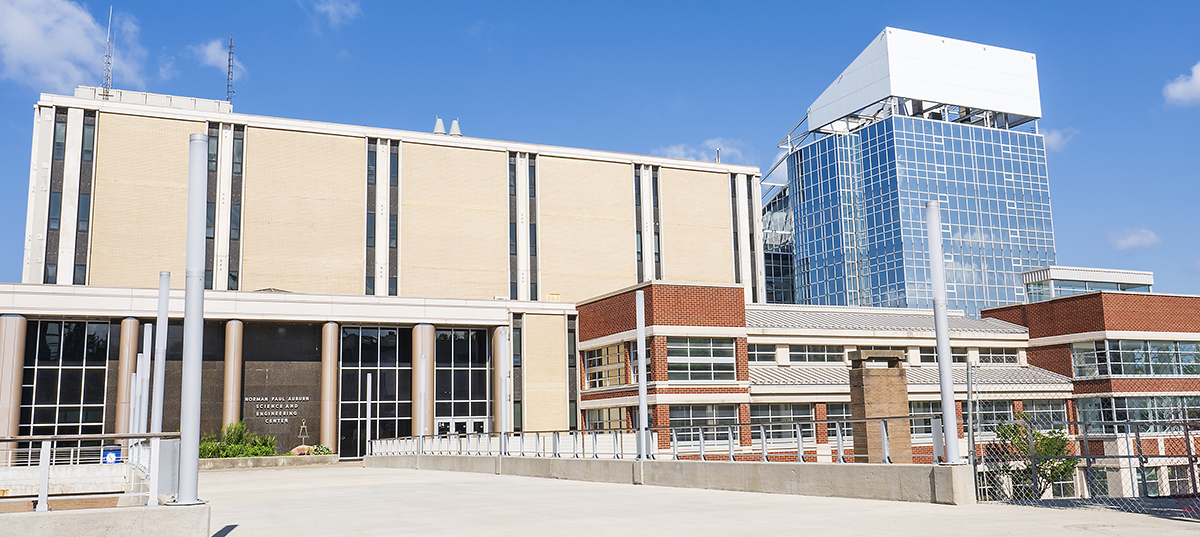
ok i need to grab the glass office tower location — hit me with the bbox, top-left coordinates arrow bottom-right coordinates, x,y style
787,115 -> 1055,316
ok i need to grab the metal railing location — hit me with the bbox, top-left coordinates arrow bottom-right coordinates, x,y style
0,432 -> 180,512
369,414 -> 944,464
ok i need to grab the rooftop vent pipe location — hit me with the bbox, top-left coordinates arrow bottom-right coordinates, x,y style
434,117 -> 445,135
449,119 -> 461,137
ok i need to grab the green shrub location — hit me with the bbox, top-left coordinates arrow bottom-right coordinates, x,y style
312,445 -> 333,456
199,421 -> 279,458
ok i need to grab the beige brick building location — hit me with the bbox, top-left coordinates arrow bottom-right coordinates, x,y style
6,87 -> 765,457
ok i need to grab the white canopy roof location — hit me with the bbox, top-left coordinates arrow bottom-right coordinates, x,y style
807,28 -> 1041,131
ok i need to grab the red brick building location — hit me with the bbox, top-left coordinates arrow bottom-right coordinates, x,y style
983,291 -> 1200,497
578,281 -> 1071,462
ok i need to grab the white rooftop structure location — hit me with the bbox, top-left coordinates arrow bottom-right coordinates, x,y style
806,27 -> 1041,132
1021,266 -> 1154,287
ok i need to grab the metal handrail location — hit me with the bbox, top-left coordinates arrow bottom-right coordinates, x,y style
0,432 -> 181,442
367,414 -> 948,463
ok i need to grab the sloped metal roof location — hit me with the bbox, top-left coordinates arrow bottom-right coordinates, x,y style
746,307 -> 1027,335
749,365 -> 1071,387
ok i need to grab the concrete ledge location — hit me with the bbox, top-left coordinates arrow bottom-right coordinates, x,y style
363,455 -> 975,505
200,454 -> 338,471
0,503 -> 210,537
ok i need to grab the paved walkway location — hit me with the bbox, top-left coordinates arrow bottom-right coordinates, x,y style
200,464 -> 1199,536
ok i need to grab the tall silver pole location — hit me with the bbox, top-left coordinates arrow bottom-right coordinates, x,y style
151,272 -> 169,434
176,134 -> 207,504
148,272 -> 169,506
925,201 -> 961,464
635,290 -> 649,459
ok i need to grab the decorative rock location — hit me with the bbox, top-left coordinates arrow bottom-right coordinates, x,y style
290,445 -> 314,456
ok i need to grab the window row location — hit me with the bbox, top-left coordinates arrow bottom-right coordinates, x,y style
1072,340 -> 1200,377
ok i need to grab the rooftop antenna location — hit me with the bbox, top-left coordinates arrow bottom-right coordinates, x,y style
101,6 -> 113,99
226,35 -> 235,102
716,148 -> 721,163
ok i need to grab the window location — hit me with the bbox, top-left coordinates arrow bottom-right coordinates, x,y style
365,213 -> 375,248
388,214 -> 397,249
1074,340 -> 1200,377
389,150 -> 398,187
1051,475 -> 1076,499
975,400 -> 1012,432
919,347 -> 967,363
825,403 -> 852,440
1079,396 -> 1200,434
567,318 -> 577,368
76,195 -> 90,233
748,344 -> 776,363
629,339 -> 653,381
789,345 -> 843,363
1169,465 -> 1194,495
73,264 -> 86,286
910,401 -> 942,437
1021,399 -> 1067,430
669,404 -> 737,442
1139,467 -> 1161,497
229,204 -> 240,241
365,277 -> 374,296
512,322 -> 522,367
584,344 -> 624,388
586,407 -> 627,430
205,202 -> 216,239
750,403 -> 813,440
666,337 -> 735,381
979,348 -> 1017,364
19,321 -> 110,448
47,192 -> 61,231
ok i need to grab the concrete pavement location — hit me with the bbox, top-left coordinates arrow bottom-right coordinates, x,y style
200,464 -> 1199,536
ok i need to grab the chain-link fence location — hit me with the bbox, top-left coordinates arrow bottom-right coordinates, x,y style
965,364 -> 1200,518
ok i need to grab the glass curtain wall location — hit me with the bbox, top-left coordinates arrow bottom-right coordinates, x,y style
788,116 -> 1055,316
339,326 -> 412,458
20,320 -> 113,451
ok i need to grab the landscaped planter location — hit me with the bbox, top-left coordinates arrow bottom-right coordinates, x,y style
199,454 -> 338,471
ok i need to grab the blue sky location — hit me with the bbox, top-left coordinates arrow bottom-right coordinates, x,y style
0,0 -> 1197,293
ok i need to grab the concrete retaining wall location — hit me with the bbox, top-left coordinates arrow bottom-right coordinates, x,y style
199,454 -> 338,471
364,455 -> 974,504
0,503 -> 209,537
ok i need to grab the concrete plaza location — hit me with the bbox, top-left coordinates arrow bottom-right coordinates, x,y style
201,464 -> 1199,536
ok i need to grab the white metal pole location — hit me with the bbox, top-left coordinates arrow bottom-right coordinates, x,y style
151,272 -> 169,434
635,290 -> 649,459
365,372 -> 373,455
148,271 -> 169,506
138,324 -> 153,434
925,201 -> 961,464
176,133 -> 207,504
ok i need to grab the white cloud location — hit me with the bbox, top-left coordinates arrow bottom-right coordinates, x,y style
651,138 -> 750,165
0,0 -> 106,91
1042,127 -> 1078,152
158,54 -> 177,81
312,0 -> 361,28
1109,228 -> 1162,251
189,39 -> 245,81
1164,60 -> 1200,105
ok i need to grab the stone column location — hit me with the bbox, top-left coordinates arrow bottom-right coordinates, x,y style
222,320 -> 244,428
849,349 -> 912,464
321,322 -> 339,451
115,318 -> 140,437
0,315 -> 28,456
491,326 -> 510,433
412,324 -> 435,436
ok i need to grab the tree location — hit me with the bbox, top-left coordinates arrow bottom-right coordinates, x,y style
989,415 -> 1079,500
